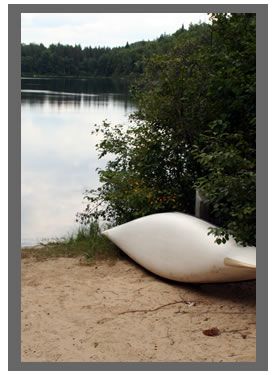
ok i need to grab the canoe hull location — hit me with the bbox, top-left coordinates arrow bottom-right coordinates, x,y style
102,213 -> 256,283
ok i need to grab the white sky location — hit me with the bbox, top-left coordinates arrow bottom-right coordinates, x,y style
21,13 -> 210,48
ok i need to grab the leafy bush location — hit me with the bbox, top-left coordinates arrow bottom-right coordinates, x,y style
77,120 -> 195,226
78,14 -> 256,246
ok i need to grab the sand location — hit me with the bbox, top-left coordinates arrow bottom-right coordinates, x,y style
21,256 -> 256,362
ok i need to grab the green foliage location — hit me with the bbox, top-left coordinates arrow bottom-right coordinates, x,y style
193,120 -> 256,246
77,120 -> 195,226
78,14 -> 256,246
21,30 -> 186,78
192,14 -> 256,246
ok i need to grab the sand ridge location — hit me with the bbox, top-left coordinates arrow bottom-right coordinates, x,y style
21,257 -> 256,362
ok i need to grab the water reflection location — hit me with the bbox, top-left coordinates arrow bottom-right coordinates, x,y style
21,91 -> 133,111
21,78 -> 136,246
22,77 -> 130,94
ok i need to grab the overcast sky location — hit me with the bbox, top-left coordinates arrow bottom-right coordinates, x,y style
21,13 -> 210,48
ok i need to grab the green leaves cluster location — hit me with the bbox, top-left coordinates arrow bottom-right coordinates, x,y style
193,120 -> 256,245
78,120 -> 195,226
192,14 -> 256,245
78,14 -> 256,246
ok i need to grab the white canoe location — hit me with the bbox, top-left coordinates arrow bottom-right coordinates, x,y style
102,212 -> 256,283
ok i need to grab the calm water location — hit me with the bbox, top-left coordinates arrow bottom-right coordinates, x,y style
21,77 -> 136,246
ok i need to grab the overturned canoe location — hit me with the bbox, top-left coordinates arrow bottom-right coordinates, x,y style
102,212 -> 256,283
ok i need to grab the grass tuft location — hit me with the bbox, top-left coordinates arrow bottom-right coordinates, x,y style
21,221 -> 122,263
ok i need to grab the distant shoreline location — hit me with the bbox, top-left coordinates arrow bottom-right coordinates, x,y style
21,74 -> 131,80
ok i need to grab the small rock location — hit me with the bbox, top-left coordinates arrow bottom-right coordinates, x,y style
203,327 -> 221,337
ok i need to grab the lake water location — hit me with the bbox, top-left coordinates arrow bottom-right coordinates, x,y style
21,77 -> 136,246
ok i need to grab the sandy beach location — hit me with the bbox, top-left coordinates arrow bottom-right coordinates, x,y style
21,256 -> 256,362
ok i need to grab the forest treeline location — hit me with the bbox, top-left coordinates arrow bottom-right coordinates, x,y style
77,13 -> 256,246
21,24 -> 199,77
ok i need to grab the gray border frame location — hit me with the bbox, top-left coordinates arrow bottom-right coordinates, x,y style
9,4 -> 268,371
